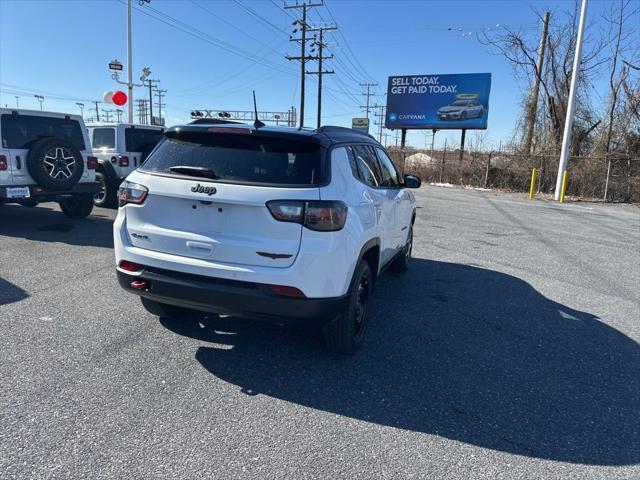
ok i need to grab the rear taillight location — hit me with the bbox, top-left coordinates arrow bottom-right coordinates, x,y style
266,200 -> 305,223
266,200 -> 347,232
118,155 -> 130,167
304,201 -> 348,231
118,181 -> 148,207
118,260 -> 143,273
87,156 -> 98,170
0,155 -> 7,171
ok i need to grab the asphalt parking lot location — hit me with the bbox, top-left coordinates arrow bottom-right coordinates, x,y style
1,187 -> 639,480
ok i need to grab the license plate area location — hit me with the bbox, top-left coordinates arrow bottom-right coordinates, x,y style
6,187 -> 31,199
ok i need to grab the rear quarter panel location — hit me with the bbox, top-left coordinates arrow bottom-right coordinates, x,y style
319,145 -> 378,292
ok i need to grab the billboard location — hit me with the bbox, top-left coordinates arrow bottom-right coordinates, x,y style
352,117 -> 370,134
385,73 -> 491,130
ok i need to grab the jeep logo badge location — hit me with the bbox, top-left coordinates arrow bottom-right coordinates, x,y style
191,183 -> 217,195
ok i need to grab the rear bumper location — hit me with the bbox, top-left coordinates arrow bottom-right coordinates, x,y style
0,182 -> 101,201
117,266 -> 348,323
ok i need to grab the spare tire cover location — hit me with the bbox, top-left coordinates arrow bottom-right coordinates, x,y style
26,138 -> 84,191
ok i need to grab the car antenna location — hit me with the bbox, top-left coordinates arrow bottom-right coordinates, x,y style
253,90 -> 265,128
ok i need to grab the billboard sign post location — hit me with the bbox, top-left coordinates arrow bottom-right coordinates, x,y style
352,117 -> 370,134
385,73 -> 491,130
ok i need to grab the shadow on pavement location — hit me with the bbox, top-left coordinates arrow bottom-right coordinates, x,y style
0,277 -> 29,306
159,258 -> 640,466
0,204 -> 114,248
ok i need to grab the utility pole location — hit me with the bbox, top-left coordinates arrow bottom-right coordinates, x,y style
372,105 -> 385,143
145,79 -> 160,124
115,109 -> 123,122
101,109 -> 115,122
360,82 -> 378,119
305,25 -> 336,128
14,96 -> 19,108
154,88 -> 166,125
523,11 -> 550,156
554,0 -> 588,200
93,101 -> 100,122
285,1 -> 323,128
137,99 -> 148,124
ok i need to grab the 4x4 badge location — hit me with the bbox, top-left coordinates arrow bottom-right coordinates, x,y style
191,183 -> 217,195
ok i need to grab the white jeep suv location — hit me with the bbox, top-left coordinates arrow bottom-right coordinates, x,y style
0,108 -> 100,218
114,123 -> 420,353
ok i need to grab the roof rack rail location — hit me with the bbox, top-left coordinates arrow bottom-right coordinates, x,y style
316,125 -> 377,140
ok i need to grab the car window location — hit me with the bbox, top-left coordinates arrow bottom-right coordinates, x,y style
375,147 -> 399,187
142,130 -> 322,186
345,146 -> 361,179
0,114 -> 85,150
124,127 -> 164,152
92,128 -> 116,149
352,145 -> 382,187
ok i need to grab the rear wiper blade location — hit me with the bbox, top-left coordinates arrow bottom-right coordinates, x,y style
168,166 -> 218,179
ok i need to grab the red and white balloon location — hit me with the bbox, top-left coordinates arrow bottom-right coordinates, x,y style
103,90 -> 127,106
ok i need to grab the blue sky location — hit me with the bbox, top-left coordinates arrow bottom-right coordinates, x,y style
0,0 -> 618,149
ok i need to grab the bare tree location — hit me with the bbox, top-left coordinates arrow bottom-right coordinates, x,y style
598,0 -> 639,155
479,1 -> 605,155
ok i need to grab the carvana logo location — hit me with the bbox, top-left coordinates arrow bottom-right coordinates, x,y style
389,112 -> 398,122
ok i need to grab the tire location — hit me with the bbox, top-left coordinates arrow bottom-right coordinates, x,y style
141,297 -> 190,318
390,224 -> 413,273
58,195 -> 94,219
26,138 -> 84,191
323,260 -> 372,354
94,172 -> 117,208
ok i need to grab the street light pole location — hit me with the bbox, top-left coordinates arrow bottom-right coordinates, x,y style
76,102 -> 84,118
34,95 -> 44,110
127,0 -> 134,123
554,0 -> 588,200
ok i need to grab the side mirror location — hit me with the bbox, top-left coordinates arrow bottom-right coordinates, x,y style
403,175 -> 421,189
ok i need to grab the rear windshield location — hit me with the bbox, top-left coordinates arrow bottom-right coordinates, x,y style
1,114 -> 85,150
92,127 -> 116,149
124,127 -> 163,152
142,131 -> 323,186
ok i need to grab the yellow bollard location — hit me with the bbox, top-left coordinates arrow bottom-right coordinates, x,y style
529,168 -> 537,200
559,170 -> 568,203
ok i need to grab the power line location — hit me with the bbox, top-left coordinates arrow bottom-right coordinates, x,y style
324,1 -> 375,83
120,0 -> 295,77
231,0 -> 289,35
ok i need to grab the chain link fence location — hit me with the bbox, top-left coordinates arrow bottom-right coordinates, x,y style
388,148 -> 640,203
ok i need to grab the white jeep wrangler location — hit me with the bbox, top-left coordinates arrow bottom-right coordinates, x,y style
87,123 -> 163,207
0,109 -> 100,218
